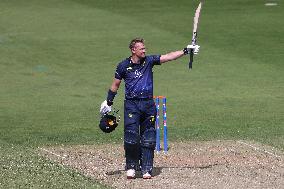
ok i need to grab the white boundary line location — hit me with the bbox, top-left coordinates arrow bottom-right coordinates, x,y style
265,3 -> 278,6
265,0 -> 278,6
39,147 -> 66,159
237,141 -> 282,159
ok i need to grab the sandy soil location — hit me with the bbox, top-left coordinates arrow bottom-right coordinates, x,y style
39,140 -> 284,189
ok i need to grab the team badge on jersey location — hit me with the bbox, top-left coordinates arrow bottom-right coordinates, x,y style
134,70 -> 143,78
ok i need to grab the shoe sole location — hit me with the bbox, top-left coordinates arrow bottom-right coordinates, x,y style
143,176 -> 152,179
127,176 -> 135,179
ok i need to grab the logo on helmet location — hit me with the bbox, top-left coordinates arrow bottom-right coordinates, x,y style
99,110 -> 120,133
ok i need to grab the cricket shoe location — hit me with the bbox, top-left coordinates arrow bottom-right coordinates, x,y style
126,169 -> 135,179
142,172 -> 152,179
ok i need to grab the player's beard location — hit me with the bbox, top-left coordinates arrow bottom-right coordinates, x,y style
138,52 -> 146,59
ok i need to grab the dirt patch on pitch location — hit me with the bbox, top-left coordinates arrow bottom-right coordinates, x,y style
39,141 -> 284,189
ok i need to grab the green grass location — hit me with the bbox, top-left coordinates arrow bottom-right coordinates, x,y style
0,141 -> 109,188
0,0 -> 283,188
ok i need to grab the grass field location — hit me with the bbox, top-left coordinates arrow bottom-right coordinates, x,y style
0,0 -> 283,188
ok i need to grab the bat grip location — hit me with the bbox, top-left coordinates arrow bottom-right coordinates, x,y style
189,49 -> 194,69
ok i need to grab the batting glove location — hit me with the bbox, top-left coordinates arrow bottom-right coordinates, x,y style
100,100 -> 112,115
186,44 -> 200,55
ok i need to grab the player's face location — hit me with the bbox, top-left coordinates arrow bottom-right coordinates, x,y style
133,42 -> 146,58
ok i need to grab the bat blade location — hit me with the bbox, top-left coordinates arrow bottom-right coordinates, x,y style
189,2 -> 202,69
192,2 -> 202,36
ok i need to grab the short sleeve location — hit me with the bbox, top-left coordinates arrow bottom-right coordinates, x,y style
148,55 -> 161,67
115,63 -> 124,80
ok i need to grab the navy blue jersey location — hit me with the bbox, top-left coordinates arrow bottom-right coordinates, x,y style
115,55 -> 161,99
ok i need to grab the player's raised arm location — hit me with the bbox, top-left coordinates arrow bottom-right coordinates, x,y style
160,45 -> 200,64
160,50 -> 184,64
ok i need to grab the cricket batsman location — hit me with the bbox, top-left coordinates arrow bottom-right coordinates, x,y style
100,38 -> 200,179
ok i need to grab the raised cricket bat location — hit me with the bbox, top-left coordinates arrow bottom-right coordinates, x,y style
189,2 -> 202,69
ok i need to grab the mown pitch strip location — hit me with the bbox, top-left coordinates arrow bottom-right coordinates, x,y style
40,141 -> 284,189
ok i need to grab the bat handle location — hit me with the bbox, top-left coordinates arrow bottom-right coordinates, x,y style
189,49 -> 194,69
